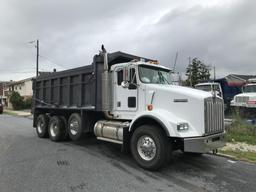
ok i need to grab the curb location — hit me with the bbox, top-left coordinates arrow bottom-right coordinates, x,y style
215,152 -> 238,161
3,110 -> 32,117
207,152 -> 238,161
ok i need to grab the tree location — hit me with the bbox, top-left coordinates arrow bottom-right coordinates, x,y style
9,91 -> 24,110
185,58 -> 210,87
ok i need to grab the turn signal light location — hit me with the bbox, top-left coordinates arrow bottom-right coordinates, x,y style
149,60 -> 159,65
147,104 -> 153,111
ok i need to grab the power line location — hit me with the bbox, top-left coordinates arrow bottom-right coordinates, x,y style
1,71 -> 35,74
39,54 -> 66,69
1,68 -> 35,72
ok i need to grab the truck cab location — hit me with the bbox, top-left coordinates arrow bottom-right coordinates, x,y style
107,60 -> 225,161
195,82 -> 223,98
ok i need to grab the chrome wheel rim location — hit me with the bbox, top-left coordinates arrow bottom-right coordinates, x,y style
137,135 -> 157,161
70,119 -> 79,135
50,122 -> 58,137
37,120 -> 44,134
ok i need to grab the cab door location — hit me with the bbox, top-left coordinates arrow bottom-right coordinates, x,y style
114,66 -> 138,112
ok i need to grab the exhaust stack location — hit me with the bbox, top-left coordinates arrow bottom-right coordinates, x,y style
100,45 -> 113,118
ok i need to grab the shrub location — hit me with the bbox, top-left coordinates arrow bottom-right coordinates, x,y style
9,91 -> 24,110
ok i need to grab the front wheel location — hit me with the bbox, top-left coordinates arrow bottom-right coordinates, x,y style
131,125 -> 171,170
68,113 -> 83,141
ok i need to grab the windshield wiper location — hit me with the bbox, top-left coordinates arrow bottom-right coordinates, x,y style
158,71 -> 170,84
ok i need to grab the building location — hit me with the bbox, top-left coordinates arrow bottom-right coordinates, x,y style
4,77 -> 33,108
0,81 -> 10,106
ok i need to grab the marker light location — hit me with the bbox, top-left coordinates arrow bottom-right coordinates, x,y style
149,60 -> 159,65
147,104 -> 153,111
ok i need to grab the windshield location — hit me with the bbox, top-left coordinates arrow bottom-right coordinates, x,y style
243,85 -> 256,93
138,65 -> 171,84
195,84 -> 220,92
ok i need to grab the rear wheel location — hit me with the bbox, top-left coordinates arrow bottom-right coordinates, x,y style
36,114 -> 49,138
68,113 -> 83,141
131,125 -> 171,170
48,116 -> 67,142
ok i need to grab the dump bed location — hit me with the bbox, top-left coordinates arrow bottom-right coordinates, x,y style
33,51 -> 154,112
34,64 -> 97,110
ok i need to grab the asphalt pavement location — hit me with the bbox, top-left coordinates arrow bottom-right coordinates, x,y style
0,114 -> 255,192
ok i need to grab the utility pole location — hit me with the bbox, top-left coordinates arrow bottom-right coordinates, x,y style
213,66 -> 216,80
36,39 -> 39,77
173,51 -> 178,72
189,57 -> 192,87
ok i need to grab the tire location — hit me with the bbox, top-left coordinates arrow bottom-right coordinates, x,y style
68,113 -> 83,141
131,125 -> 171,171
36,114 -> 49,138
48,116 -> 67,142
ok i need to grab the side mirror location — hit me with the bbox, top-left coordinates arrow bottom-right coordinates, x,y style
121,81 -> 129,88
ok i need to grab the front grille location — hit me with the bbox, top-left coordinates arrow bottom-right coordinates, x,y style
205,97 -> 224,135
235,96 -> 249,103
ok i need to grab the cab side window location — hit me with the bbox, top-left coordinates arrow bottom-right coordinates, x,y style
117,69 -> 123,86
129,68 -> 137,90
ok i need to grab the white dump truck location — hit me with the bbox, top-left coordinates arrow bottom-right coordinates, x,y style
33,47 -> 225,170
195,82 -> 223,98
231,78 -> 256,117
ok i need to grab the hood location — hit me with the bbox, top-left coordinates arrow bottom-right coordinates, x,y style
235,92 -> 256,98
146,84 -> 213,100
144,84 -> 215,136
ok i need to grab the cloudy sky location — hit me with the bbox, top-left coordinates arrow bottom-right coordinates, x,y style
0,0 -> 255,81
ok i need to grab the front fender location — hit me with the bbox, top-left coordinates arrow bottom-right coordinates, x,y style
129,109 -> 181,137
129,109 -> 202,137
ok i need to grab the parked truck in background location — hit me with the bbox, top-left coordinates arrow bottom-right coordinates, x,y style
195,82 -> 223,98
194,82 -> 227,110
33,47 -> 225,170
231,78 -> 256,117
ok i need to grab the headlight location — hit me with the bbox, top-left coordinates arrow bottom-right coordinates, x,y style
177,123 -> 189,131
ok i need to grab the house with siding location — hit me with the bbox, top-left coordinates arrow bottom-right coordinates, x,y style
4,77 -> 33,108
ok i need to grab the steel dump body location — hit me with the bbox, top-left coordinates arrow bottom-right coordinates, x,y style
34,64 -> 97,110
33,52 -> 152,112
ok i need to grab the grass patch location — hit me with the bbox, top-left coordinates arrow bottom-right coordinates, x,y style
226,109 -> 256,145
226,133 -> 256,145
3,110 -> 18,116
220,150 -> 256,163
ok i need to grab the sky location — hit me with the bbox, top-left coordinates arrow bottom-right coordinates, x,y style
0,0 -> 255,81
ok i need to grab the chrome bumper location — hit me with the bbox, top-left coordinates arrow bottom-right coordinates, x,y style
183,132 -> 225,153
